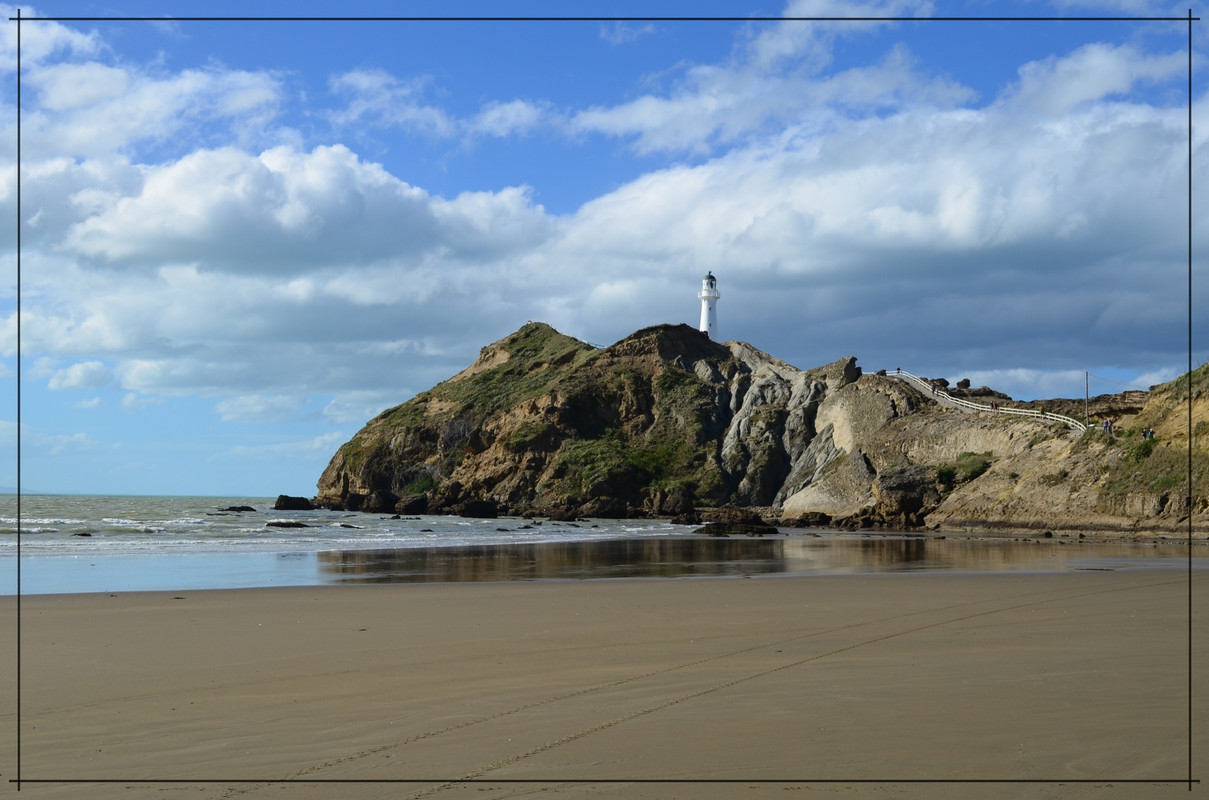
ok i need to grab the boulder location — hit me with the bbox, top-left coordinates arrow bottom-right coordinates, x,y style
645,488 -> 694,516
780,511 -> 832,528
580,496 -> 629,518
430,480 -> 464,511
457,499 -> 499,519
394,494 -> 428,515
699,506 -> 769,526
274,495 -> 314,511
871,465 -> 941,527
694,520 -> 779,537
545,507 -> 582,522
671,509 -> 703,526
694,507 -> 779,536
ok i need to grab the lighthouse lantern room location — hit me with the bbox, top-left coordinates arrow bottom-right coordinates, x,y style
698,271 -> 719,338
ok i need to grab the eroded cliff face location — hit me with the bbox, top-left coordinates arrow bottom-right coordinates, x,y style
314,322 -> 1208,533
923,369 -> 1209,534
315,322 -> 873,517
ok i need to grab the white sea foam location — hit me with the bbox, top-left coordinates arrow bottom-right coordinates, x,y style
0,517 -> 84,526
0,494 -> 683,557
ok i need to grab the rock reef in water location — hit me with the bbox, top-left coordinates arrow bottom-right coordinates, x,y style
312,322 -> 1209,534
274,495 -> 314,511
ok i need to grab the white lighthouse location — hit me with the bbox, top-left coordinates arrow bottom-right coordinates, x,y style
698,271 -> 719,338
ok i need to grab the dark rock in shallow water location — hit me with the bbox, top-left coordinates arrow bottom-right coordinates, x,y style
274,495 -> 314,511
395,494 -> 427,515
779,511 -> 832,528
691,507 -> 779,535
694,522 -> 780,537
267,521 -> 309,528
545,507 -> 581,522
223,505 -> 257,513
699,507 -> 771,526
647,489 -> 694,516
457,499 -> 498,519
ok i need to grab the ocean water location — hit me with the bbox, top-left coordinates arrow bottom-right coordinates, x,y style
0,495 -> 1201,595
0,495 -> 690,594
1,495 -> 679,555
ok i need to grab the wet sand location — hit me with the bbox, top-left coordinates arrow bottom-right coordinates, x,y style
2,570 -> 1205,799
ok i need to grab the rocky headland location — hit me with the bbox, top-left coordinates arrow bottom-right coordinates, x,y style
313,322 -> 1208,535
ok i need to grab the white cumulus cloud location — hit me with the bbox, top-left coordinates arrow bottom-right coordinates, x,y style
59,144 -> 554,273
327,68 -> 455,136
1001,42 -> 1187,117
215,394 -> 306,424
47,360 -> 111,390
470,100 -> 549,138
223,431 -> 349,460
0,5 -> 101,72
23,63 -> 283,159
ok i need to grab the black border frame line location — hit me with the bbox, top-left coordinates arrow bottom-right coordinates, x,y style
5,15 -> 1202,21
8,8 -> 1202,793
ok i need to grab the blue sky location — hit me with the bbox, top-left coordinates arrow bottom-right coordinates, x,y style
3,0 -> 1205,496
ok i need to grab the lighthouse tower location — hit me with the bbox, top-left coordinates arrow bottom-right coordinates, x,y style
698,271 -> 719,338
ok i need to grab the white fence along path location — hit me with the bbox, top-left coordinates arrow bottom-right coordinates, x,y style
887,369 -> 1088,433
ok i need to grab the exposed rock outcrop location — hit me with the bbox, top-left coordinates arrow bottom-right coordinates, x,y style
313,322 -> 1208,534
273,495 -> 313,511
871,465 -> 941,528
693,506 -> 780,537
315,322 -> 872,519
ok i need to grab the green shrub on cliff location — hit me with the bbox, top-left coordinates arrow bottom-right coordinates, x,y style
550,430 -> 647,502
1102,445 -> 1208,496
937,451 -> 993,490
505,421 -> 560,452
548,427 -> 719,504
1125,436 -> 1157,462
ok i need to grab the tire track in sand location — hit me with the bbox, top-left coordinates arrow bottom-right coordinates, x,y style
212,572 -> 1192,797
220,590 -> 973,797
400,573 -> 1191,799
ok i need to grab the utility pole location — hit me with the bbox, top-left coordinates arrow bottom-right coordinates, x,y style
1088,372 -> 1097,430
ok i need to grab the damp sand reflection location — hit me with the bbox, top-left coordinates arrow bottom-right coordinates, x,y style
317,533 -> 1200,584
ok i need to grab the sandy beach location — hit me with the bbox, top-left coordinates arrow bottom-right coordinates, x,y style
2,570 -> 1205,799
